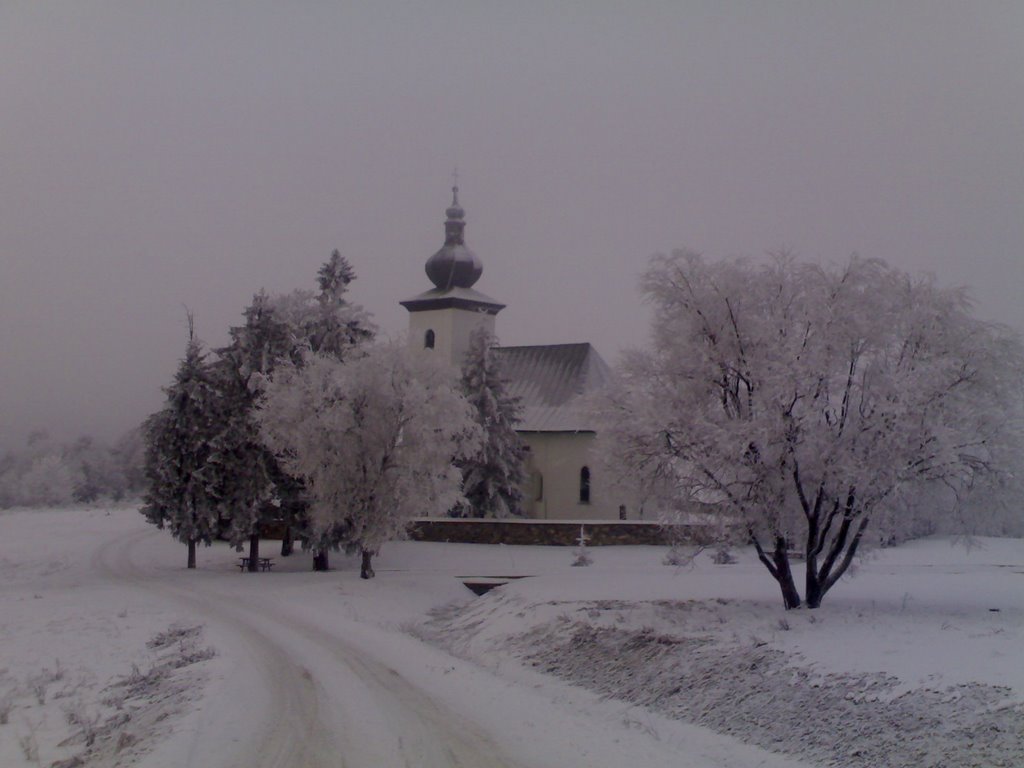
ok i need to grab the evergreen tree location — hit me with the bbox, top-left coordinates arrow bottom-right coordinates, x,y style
455,329 -> 526,518
141,326 -> 220,568
208,293 -> 291,571
207,253 -> 375,570
309,250 -> 374,358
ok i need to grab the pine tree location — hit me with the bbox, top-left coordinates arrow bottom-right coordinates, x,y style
207,253 -> 375,570
309,250 -> 374,358
455,329 -> 526,518
142,325 -> 220,568
208,294 -> 291,571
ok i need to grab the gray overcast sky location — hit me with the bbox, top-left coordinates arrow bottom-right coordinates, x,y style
2,2 -> 1022,452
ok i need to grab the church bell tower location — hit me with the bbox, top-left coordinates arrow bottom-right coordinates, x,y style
400,185 -> 505,367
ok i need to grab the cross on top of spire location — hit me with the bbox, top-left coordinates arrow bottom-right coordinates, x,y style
425,177 -> 478,288
445,170 -> 465,223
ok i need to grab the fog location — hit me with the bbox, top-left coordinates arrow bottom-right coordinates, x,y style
2,2 -> 1022,452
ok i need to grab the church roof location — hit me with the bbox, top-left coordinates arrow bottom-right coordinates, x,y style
400,185 -> 505,315
400,285 -> 505,314
426,185 -> 483,290
493,343 -> 611,432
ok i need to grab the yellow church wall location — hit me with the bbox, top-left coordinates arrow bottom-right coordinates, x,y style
408,306 -> 496,368
520,432 -> 630,520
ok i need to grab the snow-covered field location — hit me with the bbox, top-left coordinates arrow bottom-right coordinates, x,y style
1,506 -> 1021,767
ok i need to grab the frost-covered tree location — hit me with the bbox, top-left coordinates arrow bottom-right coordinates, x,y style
257,343 -> 480,578
112,426 -> 148,497
209,254 -> 375,568
208,293 -> 292,570
0,430 -> 132,508
142,329 -> 221,568
0,431 -> 81,508
310,249 -> 374,357
12,453 -> 81,507
601,251 -> 1024,609
67,435 -> 127,503
455,329 -> 526,518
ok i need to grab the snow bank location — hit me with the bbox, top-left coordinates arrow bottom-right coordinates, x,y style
417,539 -> 1024,768
0,508 -> 220,768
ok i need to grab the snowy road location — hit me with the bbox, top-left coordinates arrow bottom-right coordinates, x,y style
4,506 -> 815,768
6,506 -> 1021,768
93,528 -> 525,768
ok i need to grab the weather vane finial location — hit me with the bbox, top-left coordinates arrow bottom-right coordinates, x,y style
451,167 -> 459,205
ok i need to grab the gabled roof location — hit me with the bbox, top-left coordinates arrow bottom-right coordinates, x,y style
493,343 -> 611,432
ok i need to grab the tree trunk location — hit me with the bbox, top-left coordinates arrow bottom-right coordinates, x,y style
313,550 -> 329,571
772,538 -> 802,609
751,531 -> 802,610
280,526 -> 293,557
187,539 -> 196,569
805,565 -> 823,609
805,515 -> 871,609
360,549 -> 375,580
248,532 -> 259,572
805,537 -> 828,609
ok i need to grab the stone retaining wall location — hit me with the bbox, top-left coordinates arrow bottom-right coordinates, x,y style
406,518 -> 727,547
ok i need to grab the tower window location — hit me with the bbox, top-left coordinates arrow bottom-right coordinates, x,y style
424,329 -> 435,349
579,466 -> 591,504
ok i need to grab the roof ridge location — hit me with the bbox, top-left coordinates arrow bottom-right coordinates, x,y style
495,341 -> 593,351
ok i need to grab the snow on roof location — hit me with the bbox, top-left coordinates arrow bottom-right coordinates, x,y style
493,343 -> 611,432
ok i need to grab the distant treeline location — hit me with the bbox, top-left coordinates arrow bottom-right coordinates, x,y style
0,429 -> 146,508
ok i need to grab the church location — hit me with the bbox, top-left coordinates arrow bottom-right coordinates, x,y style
401,187 -> 630,521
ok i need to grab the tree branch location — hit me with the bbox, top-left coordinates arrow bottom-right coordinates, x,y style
792,461 -> 812,518
817,488 -> 857,584
813,498 -> 839,557
750,529 -> 780,580
822,516 -> 871,594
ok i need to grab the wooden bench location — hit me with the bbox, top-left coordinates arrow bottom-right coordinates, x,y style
237,557 -> 275,572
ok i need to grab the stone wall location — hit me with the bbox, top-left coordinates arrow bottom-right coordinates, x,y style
407,518 -> 728,547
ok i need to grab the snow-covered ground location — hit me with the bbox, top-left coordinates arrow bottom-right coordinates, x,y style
1,506 -> 1021,767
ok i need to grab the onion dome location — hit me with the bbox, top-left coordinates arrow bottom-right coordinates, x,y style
425,185 -> 483,290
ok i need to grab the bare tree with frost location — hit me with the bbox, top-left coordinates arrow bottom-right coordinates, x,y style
601,251 -> 1024,608
0,430 -> 138,508
257,342 -> 480,578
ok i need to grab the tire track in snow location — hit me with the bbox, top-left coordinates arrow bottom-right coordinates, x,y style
92,529 -> 340,768
244,601 -> 521,768
93,528 -> 527,768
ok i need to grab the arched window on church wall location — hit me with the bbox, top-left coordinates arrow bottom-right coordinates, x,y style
579,466 -> 591,504
424,329 -> 435,349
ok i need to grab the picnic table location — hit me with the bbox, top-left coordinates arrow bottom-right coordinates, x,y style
237,556 -> 274,572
